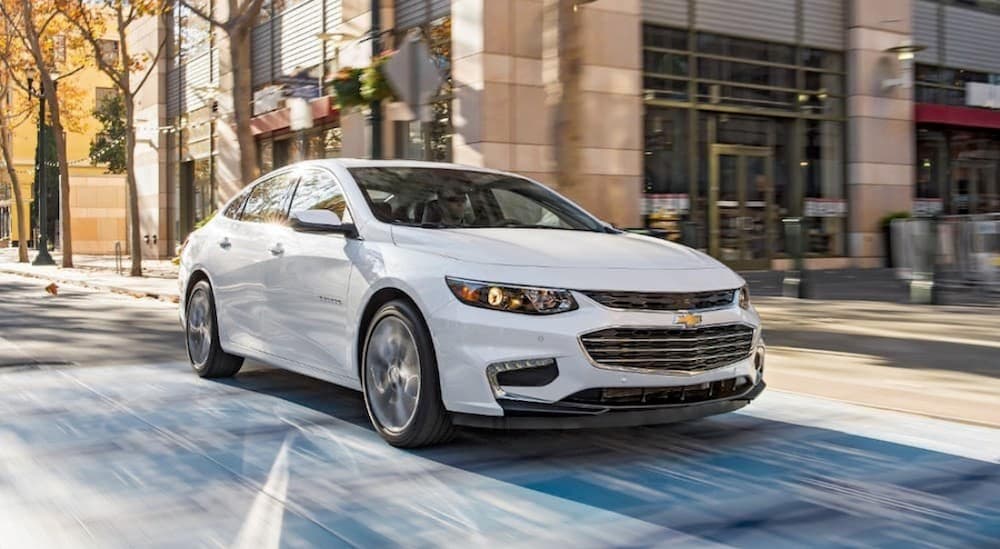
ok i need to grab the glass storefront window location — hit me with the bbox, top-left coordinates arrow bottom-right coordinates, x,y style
800,48 -> 843,72
698,58 -> 795,89
803,119 -> 846,256
697,83 -> 797,110
644,25 -> 687,51
644,108 -> 688,194
259,140 -> 274,173
643,24 -> 847,260
696,33 -> 795,65
644,51 -> 688,76
916,129 -> 946,200
644,76 -> 688,101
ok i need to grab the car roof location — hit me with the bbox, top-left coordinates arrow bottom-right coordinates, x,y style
293,158 -> 513,177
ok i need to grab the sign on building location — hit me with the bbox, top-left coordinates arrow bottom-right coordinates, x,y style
804,198 -> 847,218
966,82 -> 999,109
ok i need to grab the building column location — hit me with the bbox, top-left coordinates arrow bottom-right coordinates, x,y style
847,0 -> 915,267
132,14 -> 171,258
451,0 -> 641,227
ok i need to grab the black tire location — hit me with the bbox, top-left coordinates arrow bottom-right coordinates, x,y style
361,299 -> 456,448
185,280 -> 244,378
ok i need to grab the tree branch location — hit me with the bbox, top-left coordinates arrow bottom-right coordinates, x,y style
131,34 -> 169,95
37,9 -> 59,36
179,0 -> 224,29
232,0 -> 267,32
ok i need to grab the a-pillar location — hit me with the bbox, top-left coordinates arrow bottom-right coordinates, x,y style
847,0 -> 915,267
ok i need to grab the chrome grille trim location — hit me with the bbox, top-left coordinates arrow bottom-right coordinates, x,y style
580,324 -> 755,374
581,288 -> 738,312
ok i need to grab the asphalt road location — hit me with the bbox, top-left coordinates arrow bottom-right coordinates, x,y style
0,274 -> 998,548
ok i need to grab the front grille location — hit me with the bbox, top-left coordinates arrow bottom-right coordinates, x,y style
563,376 -> 753,408
581,289 -> 737,311
580,324 -> 755,372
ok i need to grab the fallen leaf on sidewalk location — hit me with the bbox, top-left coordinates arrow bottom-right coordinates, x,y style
44,283 -> 59,296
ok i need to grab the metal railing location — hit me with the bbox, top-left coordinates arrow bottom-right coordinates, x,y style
892,214 -> 1000,303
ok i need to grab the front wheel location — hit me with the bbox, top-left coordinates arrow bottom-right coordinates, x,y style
361,300 -> 456,447
185,280 -> 243,378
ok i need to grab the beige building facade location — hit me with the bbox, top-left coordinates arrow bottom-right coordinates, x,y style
138,0 -> 999,270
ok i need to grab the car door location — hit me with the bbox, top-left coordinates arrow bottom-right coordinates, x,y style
212,171 -> 298,355
268,167 -> 357,376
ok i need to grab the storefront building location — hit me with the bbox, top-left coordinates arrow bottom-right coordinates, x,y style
142,0 -> 999,269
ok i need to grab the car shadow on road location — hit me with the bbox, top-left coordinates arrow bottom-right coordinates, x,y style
210,366 -> 1000,547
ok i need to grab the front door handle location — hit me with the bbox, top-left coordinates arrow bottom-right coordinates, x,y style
218,237 -> 232,249
268,243 -> 285,256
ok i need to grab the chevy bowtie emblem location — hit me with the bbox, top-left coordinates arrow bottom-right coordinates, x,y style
674,312 -> 702,329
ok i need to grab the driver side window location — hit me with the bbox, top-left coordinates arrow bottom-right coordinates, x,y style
490,188 -> 568,227
289,169 -> 352,223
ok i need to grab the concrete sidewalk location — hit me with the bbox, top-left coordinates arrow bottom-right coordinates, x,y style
0,248 -> 179,303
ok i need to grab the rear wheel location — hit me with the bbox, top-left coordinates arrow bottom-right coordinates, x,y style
361,300 -> 456,447
186,280 -> 243,378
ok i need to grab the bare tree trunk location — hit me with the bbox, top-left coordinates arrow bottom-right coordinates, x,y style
230,26 -> 258,186
124,94 -> 142,276
0,126 -> 28,263
544,0 -> 584,200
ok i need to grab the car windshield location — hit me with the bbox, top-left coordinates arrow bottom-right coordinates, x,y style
348,167 -> 606,232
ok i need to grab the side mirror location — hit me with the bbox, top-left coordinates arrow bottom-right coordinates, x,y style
290,209 -> 357,237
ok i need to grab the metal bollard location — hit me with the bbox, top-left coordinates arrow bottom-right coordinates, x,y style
114,241 -> 123,276
909,217 -> 939,305
781,217 -> 810,298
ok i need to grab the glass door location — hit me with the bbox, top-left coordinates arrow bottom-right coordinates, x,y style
951,160 -> 998,215
709,145 -> 774,270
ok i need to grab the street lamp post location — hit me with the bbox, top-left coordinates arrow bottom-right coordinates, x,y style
27,70 -> 56,266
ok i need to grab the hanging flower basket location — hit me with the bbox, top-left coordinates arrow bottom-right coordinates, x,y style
331,67 -> 365,110
360,51 -> 397,103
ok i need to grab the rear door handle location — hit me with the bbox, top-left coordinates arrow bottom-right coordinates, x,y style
268,243 -> 285,256
218,237 -> 231,249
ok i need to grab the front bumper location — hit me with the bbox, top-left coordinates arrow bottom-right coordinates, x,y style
452,380 -> 765,429
427,291 -> 764,418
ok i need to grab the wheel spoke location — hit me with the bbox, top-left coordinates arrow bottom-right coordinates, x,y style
365,316 -> 421,434
186,290 -> 213,365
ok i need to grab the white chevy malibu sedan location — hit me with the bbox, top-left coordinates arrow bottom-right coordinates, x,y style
178,160 -> 765,447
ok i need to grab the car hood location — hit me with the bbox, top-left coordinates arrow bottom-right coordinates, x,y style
390,227 -> 725,270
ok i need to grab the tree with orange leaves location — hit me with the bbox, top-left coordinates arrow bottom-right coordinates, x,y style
0,0 -> 89,267
58,0 -> 170,277
0,17 -> 32,263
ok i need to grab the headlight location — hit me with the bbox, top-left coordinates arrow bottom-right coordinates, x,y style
738,285 -> 751,309
446,277 -> 578,315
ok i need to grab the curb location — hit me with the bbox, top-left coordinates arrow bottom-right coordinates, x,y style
0,268 -> 180,304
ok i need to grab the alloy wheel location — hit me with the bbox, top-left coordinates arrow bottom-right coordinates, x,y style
365,316 -> 421,434
186,289 -> 212,365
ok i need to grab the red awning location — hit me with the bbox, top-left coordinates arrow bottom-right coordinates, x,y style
915,103 -> 1000,130
251,96 -> 338,136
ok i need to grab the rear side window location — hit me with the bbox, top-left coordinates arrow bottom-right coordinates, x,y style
241,173 -> 296,224
222,191 -> 249,219
289,169 -> 351,222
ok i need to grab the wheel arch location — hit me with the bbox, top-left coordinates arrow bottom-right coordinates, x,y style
355,287 -> 429,381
